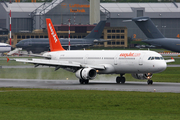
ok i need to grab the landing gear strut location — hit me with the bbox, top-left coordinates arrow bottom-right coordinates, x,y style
116,74 -> 125,84
79,79 -> 89,84
147,73 -> 153,85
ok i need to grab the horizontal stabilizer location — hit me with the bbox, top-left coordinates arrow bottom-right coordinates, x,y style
136,19 -> 148,22
122,20 -> 132,22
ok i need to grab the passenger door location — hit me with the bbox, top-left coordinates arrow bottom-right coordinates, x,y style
84,54 -> 88,64
114,54 -> 118,65
139,53 -> 145,65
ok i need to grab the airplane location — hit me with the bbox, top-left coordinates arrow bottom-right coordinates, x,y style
16,20 -> 107,53
124,17 -> 180,52
0,43 -> 12,55
12,18 -> 174,85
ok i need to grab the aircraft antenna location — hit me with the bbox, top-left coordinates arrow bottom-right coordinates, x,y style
68,19 -> 71,50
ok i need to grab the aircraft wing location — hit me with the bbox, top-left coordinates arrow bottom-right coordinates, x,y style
14,58 -> 105,70
17,53 -> 51,59
165,58 -> 175,63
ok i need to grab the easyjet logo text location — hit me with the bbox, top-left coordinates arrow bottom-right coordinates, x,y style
49,23 -> 57,43
120,52 -> 141,58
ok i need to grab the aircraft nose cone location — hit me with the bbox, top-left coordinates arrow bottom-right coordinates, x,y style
11,46 -> 14,50
157,61 -> 167,72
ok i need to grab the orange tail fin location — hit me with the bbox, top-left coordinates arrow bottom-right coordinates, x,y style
46,18 -> 65,51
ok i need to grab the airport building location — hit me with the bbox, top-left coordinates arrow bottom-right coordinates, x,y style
1,0 -> 180,48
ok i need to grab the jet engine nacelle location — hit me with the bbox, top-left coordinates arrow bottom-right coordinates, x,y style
75,68 -> 97,80
131,73 -> 153,80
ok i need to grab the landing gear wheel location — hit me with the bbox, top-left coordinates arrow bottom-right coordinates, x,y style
79,79 -> 89,84
85,80 -> 89,84
147,80 -> 153,85
79,79 -> 84,84
151,80 -> 153,84
116,77 -> 120,84
121,77 -> 125,84
116,75 -> 126,84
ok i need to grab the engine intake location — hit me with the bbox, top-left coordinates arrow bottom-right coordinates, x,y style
75,68 -> 97,80
131,73 -> 153,80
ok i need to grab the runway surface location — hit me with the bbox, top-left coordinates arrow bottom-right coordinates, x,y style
0,79 -> 180,93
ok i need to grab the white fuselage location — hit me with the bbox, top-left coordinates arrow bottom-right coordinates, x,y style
0,43 -> 11,53
45,50 -> 167,74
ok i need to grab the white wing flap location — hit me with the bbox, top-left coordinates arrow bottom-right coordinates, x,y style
15,58 -> 105,70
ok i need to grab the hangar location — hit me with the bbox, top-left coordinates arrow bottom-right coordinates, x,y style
0,0 -> 180,48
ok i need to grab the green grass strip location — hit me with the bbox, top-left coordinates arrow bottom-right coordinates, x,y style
0,89 -> 179,120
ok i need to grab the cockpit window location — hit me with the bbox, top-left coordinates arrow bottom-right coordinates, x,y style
155,57 -> 160,60
148,56 -> 164,60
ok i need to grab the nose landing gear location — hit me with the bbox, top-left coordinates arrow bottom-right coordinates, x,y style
147,74 -> 153,85
147,79 -> 153,85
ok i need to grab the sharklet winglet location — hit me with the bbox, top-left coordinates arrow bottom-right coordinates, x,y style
6,57 -> 10,62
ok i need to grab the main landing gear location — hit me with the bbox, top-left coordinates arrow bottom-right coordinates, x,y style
116,74 -> 126,84
79,79 -> 89,84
